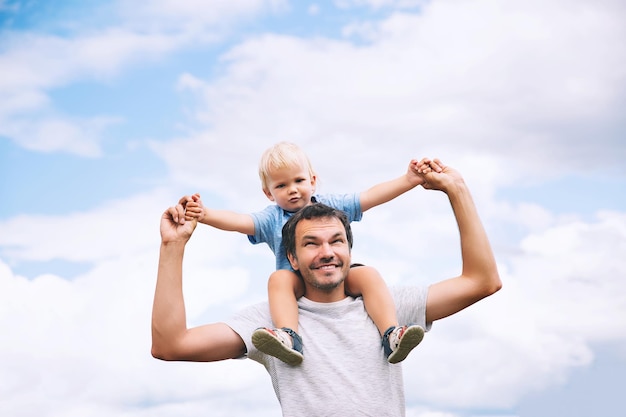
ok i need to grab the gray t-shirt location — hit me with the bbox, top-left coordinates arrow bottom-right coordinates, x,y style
227,286 -> 430,417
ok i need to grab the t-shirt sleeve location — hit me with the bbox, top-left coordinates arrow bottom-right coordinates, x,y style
391,286 -> 432,331
316,193 -> 363,222
247,205 -> 278,246
226,301 -> 273,362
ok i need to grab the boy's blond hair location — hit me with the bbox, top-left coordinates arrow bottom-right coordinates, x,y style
259,142 -> 317,193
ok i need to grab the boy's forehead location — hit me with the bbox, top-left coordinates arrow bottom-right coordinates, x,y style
268,163 -> 310,179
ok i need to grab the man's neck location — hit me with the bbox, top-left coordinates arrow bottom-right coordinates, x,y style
304,285 -> 348,303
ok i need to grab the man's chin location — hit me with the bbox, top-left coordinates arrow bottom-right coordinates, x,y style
313,281 -> 343,291
311,273 -> 344,290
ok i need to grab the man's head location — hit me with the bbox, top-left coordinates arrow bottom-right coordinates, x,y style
282,204 -> 353,300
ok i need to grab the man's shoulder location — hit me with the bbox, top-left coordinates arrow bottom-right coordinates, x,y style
390,285 -> 428,303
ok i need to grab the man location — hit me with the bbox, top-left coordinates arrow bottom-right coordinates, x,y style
151,159 -> 501,416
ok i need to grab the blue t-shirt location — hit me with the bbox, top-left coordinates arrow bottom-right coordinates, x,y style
248,193 -> 363,270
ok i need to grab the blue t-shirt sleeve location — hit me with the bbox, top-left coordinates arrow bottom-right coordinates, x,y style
315,193 -> 363,222
248,205 -> 279,248
248,205 -> 293,270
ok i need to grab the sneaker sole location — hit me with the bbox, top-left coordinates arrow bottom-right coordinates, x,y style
252,330 -> 304,366
387,326 -> 424,364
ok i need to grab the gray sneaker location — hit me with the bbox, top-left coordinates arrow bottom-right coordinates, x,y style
252,327 -> 304,366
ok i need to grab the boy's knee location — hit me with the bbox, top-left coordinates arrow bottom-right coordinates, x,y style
268,270 -> 303,293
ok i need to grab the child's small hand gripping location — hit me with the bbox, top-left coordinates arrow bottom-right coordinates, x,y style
184,193 -> 205,222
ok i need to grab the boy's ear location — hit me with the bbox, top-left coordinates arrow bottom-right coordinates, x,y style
263,188 -> 275,201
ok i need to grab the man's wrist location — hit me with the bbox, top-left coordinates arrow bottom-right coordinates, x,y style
161,239 -> 188,249
444,179 -> 470,202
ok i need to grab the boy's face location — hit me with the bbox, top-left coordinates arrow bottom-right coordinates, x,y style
264,164 -> 316,212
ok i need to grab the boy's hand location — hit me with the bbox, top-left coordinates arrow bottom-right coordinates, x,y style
184,193 -> 205,222
172,193 -> 204,224
418,159 -> 464,193
407,157 -> 444,186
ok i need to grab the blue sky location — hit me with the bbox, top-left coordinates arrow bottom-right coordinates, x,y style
1,0 -> 625,416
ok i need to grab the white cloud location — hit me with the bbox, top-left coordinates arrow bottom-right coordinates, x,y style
2,177 -> 624,414
0,205 -> 271,416
0,29 -> 188,156
116,0 -> 289,32
0,0 -> 288,157
336,0 -> 426,10
162,0 -> 626,193
141,4 -> 626,408
1,0 -> 626,415
400,209 -> 626,409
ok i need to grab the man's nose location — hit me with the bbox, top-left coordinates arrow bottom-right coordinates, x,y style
318,242 -> 334,258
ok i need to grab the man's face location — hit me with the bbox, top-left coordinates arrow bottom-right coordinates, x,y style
288,217 -> 351,300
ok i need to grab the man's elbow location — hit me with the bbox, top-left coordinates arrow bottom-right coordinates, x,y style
483,271 -> 502,296
151,343 -> 175,361
151,335 -> 184,361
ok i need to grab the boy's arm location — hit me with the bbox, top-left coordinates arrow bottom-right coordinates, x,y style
151,205 -> 247,362
181,194 -> 255,235
359,158 -> 441,212
420,161 -> 502,323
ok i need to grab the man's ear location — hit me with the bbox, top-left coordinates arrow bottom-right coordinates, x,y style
287,252 -> 299,271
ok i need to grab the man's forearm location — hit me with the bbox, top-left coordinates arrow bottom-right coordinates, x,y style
151,241 -> 188,359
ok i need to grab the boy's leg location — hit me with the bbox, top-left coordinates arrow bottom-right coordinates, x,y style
346,265 -> 424,364
345,265 -> 397,336
252,270 -> 305,365
269,269 -> 305,331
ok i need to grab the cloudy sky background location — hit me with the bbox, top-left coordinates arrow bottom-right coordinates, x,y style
1,0 -> 625,416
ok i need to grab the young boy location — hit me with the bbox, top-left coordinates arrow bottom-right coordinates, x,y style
183,142 -> 433,365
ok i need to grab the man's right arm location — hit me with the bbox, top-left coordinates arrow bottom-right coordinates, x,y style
420,161 -> 502,323
151,206 -> 247,362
